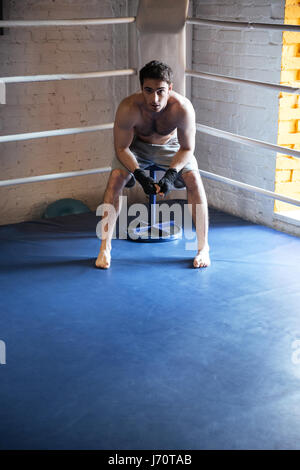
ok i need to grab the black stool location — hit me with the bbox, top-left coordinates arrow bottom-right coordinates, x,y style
127,165 -> 182,242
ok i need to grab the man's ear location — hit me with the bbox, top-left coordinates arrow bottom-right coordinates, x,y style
169,83 -> 173,92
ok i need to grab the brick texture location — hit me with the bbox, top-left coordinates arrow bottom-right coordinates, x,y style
191,0 -> 300,234
275,0 -> 300,214
0,0 -> 131,225
1,0 -> 299,236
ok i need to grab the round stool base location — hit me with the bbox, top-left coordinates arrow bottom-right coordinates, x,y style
127,221 -> 182,243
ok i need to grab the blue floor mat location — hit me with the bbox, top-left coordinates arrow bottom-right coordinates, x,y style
0,205 -> 299,450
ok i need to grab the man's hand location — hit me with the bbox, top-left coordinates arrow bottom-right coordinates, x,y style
133,169 -> 157,195
157,168 -> 178,197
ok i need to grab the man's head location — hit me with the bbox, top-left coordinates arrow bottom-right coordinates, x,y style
139,60 -> 173,87
139,60 -> 173,113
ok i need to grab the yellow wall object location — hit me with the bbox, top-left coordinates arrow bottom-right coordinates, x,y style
282,31 -> 300,44
278,107 -> 300,120
278,121 -> 296,133
292,169 -> 300,180
275,0 -> 300,213
279,93 -> 298,107
277,155 -> 300,169
275,170 -> 292,182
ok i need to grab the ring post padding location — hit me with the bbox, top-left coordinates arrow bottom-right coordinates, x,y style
136,0 -> 189,96
136,0 -> 188,34
0,81 -> 5,104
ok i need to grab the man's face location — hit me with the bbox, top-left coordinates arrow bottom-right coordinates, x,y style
141,78 -> 172,113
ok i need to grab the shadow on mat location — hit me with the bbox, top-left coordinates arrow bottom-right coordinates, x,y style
0,257 -> 94,271
0,256 -> 198,271
97,257 -> 196,269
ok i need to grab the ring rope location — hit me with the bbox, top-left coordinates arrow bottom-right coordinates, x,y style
0,167 -> 111,187
0,14 -> 298,208
1,122 -> 297,162
0,17 -> 298,32
0,164 -> 299,208
0,69 -> 136,84
196,123 -> 300,160
186,17 -> 300,32
0,123 -> 114,143
186,70 -> 300,95
199,170 -> 300,208
0,17 -> 135,27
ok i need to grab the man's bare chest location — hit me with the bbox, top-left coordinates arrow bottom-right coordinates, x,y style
134,114 -> 177,137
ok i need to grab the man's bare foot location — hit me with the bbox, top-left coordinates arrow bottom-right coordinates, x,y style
193,248 -> 211,268
95,249 -> 111,269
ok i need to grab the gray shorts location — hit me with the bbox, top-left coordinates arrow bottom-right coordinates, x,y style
110,135 -> 199,188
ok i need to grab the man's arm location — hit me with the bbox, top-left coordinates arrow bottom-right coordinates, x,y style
157,101 -> 196,196
114,99 -> 157,195
169,100 -> 196,172
113,100 -> 139,174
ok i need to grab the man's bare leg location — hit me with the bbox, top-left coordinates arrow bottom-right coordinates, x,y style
182,170 -> 210,268
95,169 -> 131,269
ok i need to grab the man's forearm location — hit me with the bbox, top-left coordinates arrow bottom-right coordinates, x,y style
169,149 -> 194,172
116,148 -> 139,173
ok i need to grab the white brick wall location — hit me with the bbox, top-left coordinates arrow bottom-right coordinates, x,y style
191,0 -> 299,235
0,0 -> 131,225
1,0 -> 299,236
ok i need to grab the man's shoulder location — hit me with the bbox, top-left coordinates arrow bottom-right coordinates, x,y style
118,92 -> 143,112
115,93 -> 142,126
169,92 -> 195,117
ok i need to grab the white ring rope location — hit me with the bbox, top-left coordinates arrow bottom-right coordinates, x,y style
199,170 -> 300,208
1,122 -> 298,163
3,68 -> 292,94
1,69 -> 136,84
0,14 -> 298,208
0,167 -> 111,187
0,164 -> 299,207
186,70 -> 300,95
186,17 -> 300,32
1,68 -> 291,92
0,17 -> 136,27
0,17 -> 297,31
0,123 -> 114,143
196,123 -> 300,160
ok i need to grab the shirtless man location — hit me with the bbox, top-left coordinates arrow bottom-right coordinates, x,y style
95,60 -> 210,269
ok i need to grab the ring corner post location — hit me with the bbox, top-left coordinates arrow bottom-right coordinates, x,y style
136,0 -> 189,96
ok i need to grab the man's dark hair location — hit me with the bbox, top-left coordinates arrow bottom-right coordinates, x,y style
139,60 -> 173,87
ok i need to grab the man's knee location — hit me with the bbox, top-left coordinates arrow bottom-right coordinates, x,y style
108,168 -> 131,191
182,170 -> 207,202
182,170 -> 201,190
